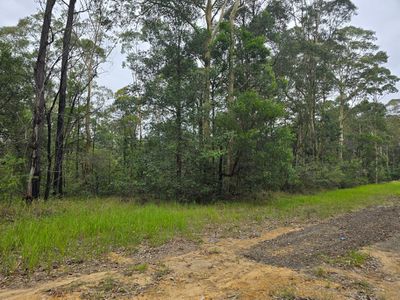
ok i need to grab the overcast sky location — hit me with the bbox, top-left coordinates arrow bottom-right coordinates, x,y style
1,0 -> 399,101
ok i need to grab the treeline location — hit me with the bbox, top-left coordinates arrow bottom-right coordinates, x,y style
0,0 -> 399,202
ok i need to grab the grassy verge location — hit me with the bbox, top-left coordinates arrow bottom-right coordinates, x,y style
1,182 -> 399,274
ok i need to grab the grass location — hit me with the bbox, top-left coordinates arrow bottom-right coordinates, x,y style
326,250 -> 370,268
0,181 -> 399,275
271,287 -> 297,300
312,266 -> 329,278
153,263 -> 172,279
123,263 -> 148,276
131,263 -> 148,273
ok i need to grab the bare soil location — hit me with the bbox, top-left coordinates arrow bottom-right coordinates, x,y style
245,206 -> 400,269
1,205 -> 400,300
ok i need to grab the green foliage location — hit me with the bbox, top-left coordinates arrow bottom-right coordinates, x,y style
0,155 -> 25,201
0,0 -> 400,201
326,250 -> 370,268
271,287 -> 297,300
1,181 -> 399,274
292,160 -> 369,191
217,92 -> 293,192
0,40 -> 32,157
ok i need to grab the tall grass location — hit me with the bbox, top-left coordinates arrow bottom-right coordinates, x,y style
1,182 -> 399,274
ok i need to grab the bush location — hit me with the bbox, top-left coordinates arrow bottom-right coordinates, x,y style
340,159 -> 368,188
291,160 -> 370,192
0,154 -> 25,201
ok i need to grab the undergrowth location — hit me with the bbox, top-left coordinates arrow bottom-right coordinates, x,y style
0,181 -> 399,275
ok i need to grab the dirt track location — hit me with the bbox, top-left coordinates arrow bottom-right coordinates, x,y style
246,206 -> 400,269
1,205 -> 400,299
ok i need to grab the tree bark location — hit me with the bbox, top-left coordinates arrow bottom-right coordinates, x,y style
225,0 -> 240,192
53,0 -> 77,196
26,0 -> 56,201
175,32 -> 183,192
44,111 -> 52,201
202,0 -> 213,142
338,92 -> 345,161
227,0 -> 240,105
83,59 -> 93,182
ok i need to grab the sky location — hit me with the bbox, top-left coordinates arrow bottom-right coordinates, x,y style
0,0 -> 399,102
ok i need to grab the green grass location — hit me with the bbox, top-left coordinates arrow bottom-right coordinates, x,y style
312,266 -> 329,278
131,263 -> 148,273
123,263 -> 148,276
0,181 -> 399,275
326,250 -> 370,268
271,287 -> 297,300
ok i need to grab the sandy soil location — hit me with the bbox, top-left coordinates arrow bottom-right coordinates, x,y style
246,206 -> 400,269
0,206 -> 399,300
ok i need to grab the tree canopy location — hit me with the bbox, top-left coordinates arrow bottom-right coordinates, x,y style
0,0 -> 399,202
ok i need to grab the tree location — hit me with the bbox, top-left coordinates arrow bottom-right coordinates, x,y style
274,0 -> 356,163
0,40 -> 32,157
53,0 -> 77,196
217,92 -> 293,193
330,26 -> 398,160
348,100 -> 390,183
26,0 -> 57,201
2,0 -> 400,201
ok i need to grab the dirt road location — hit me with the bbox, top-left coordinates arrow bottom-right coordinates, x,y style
1,206 -> 399,299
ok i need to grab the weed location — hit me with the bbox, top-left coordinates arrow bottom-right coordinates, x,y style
0,182 -> 399,274
312,266 -> 328,278
132,263 -> 148,272
326,251 -> 370,268
207,247 -> 222,254
153,263 -> 171,280
124,263 -> 148,276
271,287 -> 297,300
354,279 -> 372,291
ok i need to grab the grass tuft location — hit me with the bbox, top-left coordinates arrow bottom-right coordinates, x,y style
1,181 -> 399,274
325,250 -> 370,268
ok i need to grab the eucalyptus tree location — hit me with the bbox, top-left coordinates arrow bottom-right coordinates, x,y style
3,0 -> 399,201
386,99 -> 400,178
273,0 -> 357,163
330,26 -> 399,160
0,27 -> 33,158
78,0 -> 114,159
131,7 -> 203,196
347,101 -> 389,183
53,0 -> 77,196
27,0 -> 57,201
1,12 -> 67,200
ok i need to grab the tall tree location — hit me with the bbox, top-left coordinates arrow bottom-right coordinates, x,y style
26,0 -> 57,201
330,26 -> 398,160
53,0 -> 77,196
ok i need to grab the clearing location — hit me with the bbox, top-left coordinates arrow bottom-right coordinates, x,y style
1,183 -> 400,299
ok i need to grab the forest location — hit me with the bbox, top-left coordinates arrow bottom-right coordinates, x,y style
1,1 -> 400,299
1,0 -> 399,203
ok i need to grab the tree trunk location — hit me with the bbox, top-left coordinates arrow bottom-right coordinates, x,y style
175,32 -> 183,191
176,105 -> 183,179
200,0 -> 229,146
225,0 -> 240,192
26,0 -> 56,201
85,61 -> 93,154
227,0 -> 240,105
75,99 -> 80,179
53,0 -> 77,196
83,55 -> 93,182
202,0 -> 212,142
338,91 -> 345,161
375,141 -> 378,184
44,111 -> 52,200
